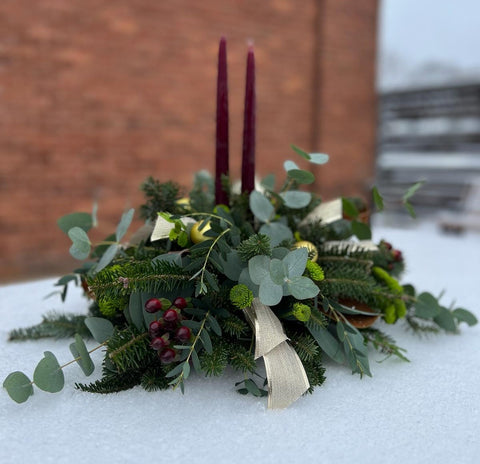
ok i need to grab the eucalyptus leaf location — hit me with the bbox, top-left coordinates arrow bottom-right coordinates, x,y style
336,321 -> 346,341
372,186 -> 384,211
208,315 -> 222,336
271,247 -> 290,259
414,292 -> 440,319
152,253 -> 183,266
269,259 -> 286,285
95,244 -> 119,273
182,320 -> 202,330
191,349 -> 201,373
116,208 -> 135,241
287,276 -> 319,300
403,181 -> 425,201
259,275 -> 284,306
342,198 -> 359,219
290,144 -> 310,160
128,293 -> 145,331
248,255 -> 271,285
249,191 -> 274,223
308,153 -> 329,165
238,267 -> 260,295
283,160 -> 299,172
91,202 -> 98,227
452,308 -> 478,326
287,169 -> 315,184
69,334 -> 95,376
84,317 -> 114,343
58,212 -> 93,234
404,201 -> 417,219
182,362 -> 191,380
280,191 -> 312,208
261,174 -> 276,191
283,247 -> 308,278
33,351 -> 65,393
220,251 -> 244,281
3,371 -> 34,404
352,220 -> 372,240
308,325 -> 345,364
259,222 -> 293,247
68,227 -> 91,260
200,330 -> 213,354
165,363 -> 184,378
245,379 -> 262,396
434,307 -> 457,333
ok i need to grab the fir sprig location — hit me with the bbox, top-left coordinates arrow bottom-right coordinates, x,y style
8,312 -> 91,341
363,328 -> 410,362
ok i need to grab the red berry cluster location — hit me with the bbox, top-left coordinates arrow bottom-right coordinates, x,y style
145,297 -> 191,364
381,241 -> 404,270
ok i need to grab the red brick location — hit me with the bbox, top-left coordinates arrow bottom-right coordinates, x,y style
0,0 -> 378,281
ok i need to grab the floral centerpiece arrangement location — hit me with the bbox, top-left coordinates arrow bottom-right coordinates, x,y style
3,39 -> 477,408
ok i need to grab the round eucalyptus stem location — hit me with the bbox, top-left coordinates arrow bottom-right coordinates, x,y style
59,341 -> 108,370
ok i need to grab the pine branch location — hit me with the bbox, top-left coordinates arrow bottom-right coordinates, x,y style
289,332 -> 320,363
319,277 -> 377,305
302,357 -> 326,393
199,340 -> 229,376
75,369 -> 140,394
140,366 -> 170,391
88,260 -> 193,301
404,315 -> 440,336
107,328 -> 152,372
139,177 -> 182,221
227,340 -> 256,373
221,314 -> 249,338
8,312 -> 91,341
363,328 -> 410,362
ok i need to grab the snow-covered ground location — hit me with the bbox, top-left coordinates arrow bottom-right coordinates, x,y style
1,220 -> 479,464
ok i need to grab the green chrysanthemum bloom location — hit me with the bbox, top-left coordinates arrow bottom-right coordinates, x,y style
98,300 -> 119,317
98,296 -> 127,317
229,284 -> 254,310
292,303 -> 311,322
305,260 -> 325,281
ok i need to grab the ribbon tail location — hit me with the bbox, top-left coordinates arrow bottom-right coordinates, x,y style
244,298 -> 310,409
264,342 -> 310,409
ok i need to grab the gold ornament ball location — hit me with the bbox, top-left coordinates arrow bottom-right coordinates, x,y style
292,240 -> 318,262
190,221 -> 212,244
176,197 -> 191,209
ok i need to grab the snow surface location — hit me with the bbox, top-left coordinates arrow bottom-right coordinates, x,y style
1,221 -> 479,464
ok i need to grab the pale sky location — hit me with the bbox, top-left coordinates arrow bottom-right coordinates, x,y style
379,0 -> 480,87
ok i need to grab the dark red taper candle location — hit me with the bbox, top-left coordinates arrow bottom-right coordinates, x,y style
241,44 -> 256,194
215,37 -> 229,205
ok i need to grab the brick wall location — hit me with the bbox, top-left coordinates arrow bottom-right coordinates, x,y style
0,0 -> 378,281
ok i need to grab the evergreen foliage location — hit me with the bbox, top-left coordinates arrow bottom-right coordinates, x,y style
221,314 -> 249,338
139,177 -> 182,221
199,340 -> 229,376
106,328 -> 152,372
88,260 -> 193,301
8,312 -> 91,341
237,234 -> 271,261
76,369 -> 141,394
363,328 -> 410,362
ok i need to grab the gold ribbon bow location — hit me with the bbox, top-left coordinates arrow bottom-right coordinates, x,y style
244,298 -> 310,409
